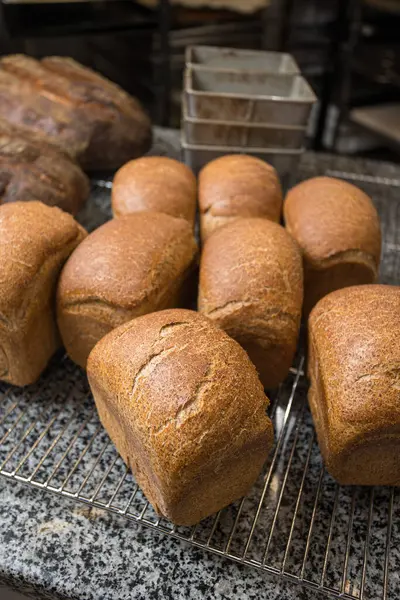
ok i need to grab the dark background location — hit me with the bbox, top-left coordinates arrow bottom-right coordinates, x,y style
1,0 -> 399,160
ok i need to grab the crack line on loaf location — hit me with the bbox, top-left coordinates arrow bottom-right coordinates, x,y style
131,346 -> 176,399
353,365 -> 400,389
207,300 -> 252,316
158,321 -> 189,338
132,322 -> 192,410
207,301 -> 298,326
0,311 -> 11,328
175,364 -> 212,427
310,248 -> 378,271
153,361 -> 214,437
201,204 -> 212,216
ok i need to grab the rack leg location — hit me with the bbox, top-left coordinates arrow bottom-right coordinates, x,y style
157,0 -> 171,127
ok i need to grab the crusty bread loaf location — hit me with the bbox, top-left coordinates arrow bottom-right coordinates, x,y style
199,218 -> 303,388
112,157 -> 197,226
284,176 -> 381,316
57,212 -> 197,369
87,308 -> 273,525
198,154 -> 282,243
308,284 -> 400,486
0,119 -> 89,214
0,201 -> 86,386
0,55 -> 152,170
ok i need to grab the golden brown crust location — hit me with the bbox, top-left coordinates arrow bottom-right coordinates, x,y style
87,308 -> 273,525
112,157 -> 197,225
198,154 -> 282,243
0,55 -> 152,170
284,176 -> 381,315
198,218 -> 303,388
308,284 -> 400,485
0,201 -> 86,385
57,212 -> 198,368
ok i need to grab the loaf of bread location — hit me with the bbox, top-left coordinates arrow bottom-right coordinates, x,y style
0,201 -> 86,386
284,176 -> 381,316
199,218 -> 303,388
308,284 -> 400,486
0,55 -> 152,170
57,212 -> 197,369
198,154 -> 282,243
87,308 -> 273,525
0,119 -> 89,214
112,157 -> 197,226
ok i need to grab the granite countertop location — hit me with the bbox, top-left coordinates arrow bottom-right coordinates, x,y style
0,480 -> 320,600
0,129 -> 399,600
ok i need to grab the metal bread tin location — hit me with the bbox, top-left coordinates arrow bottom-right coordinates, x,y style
181,131 -> 303,179
185,45 -> 300,75
185,68 -> 317,125
182,102 -> 306,148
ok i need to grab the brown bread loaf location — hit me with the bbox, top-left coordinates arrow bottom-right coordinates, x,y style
0,119 -> 89,214
0,54 -> 152,170
57,212 -> 198,369
198,154 -> 282,243
284,176 -> 381,316
0,201 -> 86,386
199,218 -> 303,388
87,308 -> 273,525
112,156 -> 197,226
308,284 -> 400,486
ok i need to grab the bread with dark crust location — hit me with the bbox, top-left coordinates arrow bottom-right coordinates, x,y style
198,218 -> 303,388
0,118 -> 89,214
112,156 -> 197,226
198,154 -> 282,243
0,54 -> 152,170
57,212 -> 198,369
87,308 -> 273,525
0,201 -> 86,386
308,284 -> 400,486
284,176 -> 381,316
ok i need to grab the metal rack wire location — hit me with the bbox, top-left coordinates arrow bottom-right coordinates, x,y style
0,166 -> 400,600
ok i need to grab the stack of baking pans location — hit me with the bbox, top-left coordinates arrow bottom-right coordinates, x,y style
181,45 -> 317,182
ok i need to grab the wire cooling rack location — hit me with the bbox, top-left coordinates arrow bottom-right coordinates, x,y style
1,161 -> 400,600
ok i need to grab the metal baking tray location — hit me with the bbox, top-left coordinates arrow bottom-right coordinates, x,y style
185,68 -> 317,125
181,131 -> 304,178
185,45 -> 300,75
1,163 -> 400,600
182,104 -> 306,149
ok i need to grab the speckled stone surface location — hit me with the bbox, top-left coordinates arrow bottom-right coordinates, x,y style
0,479 -> 324,600
0,128 -> 400,600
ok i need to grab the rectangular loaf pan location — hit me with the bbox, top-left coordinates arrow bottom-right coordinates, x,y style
185,68 -> 317,125
182,106 -> 307,149
185,45 -> 300,75
181,132 -> 304,177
